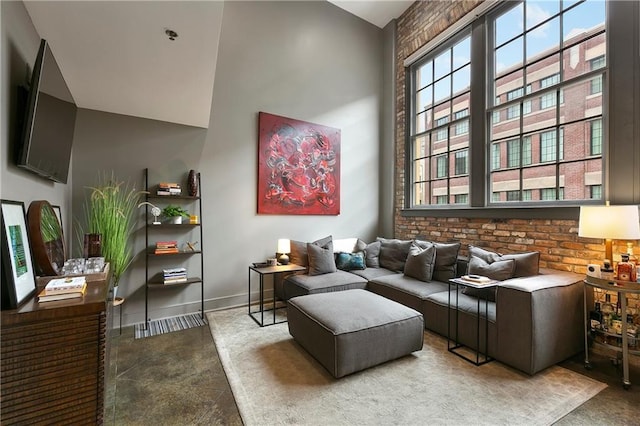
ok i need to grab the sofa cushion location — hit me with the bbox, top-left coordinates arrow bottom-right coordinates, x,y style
349,267 -> 397,281
307,241 -> 337,276
283,270 -> 368,299
368,274 -> 449,315
363,240 -> 381,268
416,240 -> 461,282
425,289 -> 497,323
469,245 -> 539,278
290,235 -> 333,268
377,238 -> 413,272
335,252 -> 366,271
403,242 -> 436,282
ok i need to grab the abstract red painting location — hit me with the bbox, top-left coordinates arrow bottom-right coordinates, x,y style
257,112 -> 340,215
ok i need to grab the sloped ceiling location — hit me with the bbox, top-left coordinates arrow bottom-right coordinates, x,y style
23,1 -> 411,129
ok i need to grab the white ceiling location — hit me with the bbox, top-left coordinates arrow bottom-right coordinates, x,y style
23,1 -> 412,129
328,0 -> 413,28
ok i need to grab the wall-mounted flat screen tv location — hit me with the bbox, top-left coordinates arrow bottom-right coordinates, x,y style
17,39 -> 76,184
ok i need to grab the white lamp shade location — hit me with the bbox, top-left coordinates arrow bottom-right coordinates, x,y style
277,238 -> 291,254
579,205 -> 640,240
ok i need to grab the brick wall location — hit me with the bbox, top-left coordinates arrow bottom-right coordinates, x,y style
393,0 -> 637,273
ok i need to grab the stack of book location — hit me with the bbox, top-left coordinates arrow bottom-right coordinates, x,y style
155,241 -> 179,255
163,267 -> 187,284
38,276 -> 87,302
157,182 -> 181,196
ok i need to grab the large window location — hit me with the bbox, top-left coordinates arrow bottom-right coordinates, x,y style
489,0 -> 604,204
410,31 -> 471,206
408,0 -> 606,208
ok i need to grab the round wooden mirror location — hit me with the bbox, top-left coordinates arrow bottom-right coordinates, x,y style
27,200 -> 65,276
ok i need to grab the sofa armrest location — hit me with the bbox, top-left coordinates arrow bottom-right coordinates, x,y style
495,269 -> 584,375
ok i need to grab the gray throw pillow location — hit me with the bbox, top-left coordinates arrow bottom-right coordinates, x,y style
289,235 -> 333,268
364,241 -> 381,268
289,240 -> 308,267
501,251 -> 540,277
468,245 -> 501,264
307,241 -> 337,276
468,256 -> 515,281
377,237 -> 413,272
417,240 -> 461,282
470,245 -> 539,278
463,256 -> 515,302
404,242 -> 436,282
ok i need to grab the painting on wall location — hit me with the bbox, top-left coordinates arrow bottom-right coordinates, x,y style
257,112 -> 340,215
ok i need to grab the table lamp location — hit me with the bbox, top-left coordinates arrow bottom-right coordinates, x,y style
578,204 -> 640,261
277,238 -> 291,265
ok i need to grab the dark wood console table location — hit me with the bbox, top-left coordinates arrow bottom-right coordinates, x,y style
1,276 -> 113,425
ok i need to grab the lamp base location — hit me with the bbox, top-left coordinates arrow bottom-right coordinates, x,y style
278,254 -> 289,265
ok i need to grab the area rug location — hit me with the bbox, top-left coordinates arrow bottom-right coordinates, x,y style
207,307 -> 606,426
134,313 -> 206,339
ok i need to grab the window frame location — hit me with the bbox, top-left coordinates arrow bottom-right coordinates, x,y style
401,0 -> 634,220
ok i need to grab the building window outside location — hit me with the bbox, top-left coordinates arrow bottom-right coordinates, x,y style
506,190 -> 520,201
540,130 -> 564,163
454,194 -> 468,204
590,119 -> 602,155
507,136 -> 532,168
590,55 -> 605,95
454,109 -> 469,135
491,143 -> 500,170
435,195 -> 447,204
436,155 -> 447,178
507,139 -> 520,168
590,185 -> 602,199
540,188 -> 564,201
408,0 -> 605,209
454,150 -> 468,175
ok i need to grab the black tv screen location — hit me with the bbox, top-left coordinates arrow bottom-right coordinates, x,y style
18,39 -> 76,184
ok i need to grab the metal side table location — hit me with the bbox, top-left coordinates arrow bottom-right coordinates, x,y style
248,264 -> 305,327
448,278 -> 498,366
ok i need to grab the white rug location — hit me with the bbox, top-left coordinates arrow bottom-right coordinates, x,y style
207,308 -> 606,426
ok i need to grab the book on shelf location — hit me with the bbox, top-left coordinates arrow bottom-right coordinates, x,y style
164,277 -> 188,284
154,248 -> 180,254
158,182 -> 180,188
157,184 -> 182,196
38,282 -> 87,302
163,266 -> 187,284
156,241 -> 178,249
43,276 -> 87,294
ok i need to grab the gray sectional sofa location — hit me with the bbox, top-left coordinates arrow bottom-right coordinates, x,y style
281,236 -> 585,375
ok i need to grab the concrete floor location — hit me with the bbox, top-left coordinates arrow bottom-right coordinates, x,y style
105,320 -> 640,425
105,324 -> 242,425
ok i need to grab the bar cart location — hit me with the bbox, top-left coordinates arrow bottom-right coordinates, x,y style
584,276 -> 640,389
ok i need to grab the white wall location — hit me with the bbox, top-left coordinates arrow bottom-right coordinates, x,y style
1,1 -> 72,245
71,1 -> 385,326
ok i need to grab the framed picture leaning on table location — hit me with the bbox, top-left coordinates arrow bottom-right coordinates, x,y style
1,200 -> 37,309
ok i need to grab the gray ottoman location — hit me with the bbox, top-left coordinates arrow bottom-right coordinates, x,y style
287,289 -> 424,378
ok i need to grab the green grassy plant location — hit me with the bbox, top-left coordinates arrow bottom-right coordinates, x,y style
80,172 -> 144,287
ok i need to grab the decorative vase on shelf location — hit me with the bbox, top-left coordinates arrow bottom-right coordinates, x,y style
188,169 -> 198,197
170,216 -> 183,225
